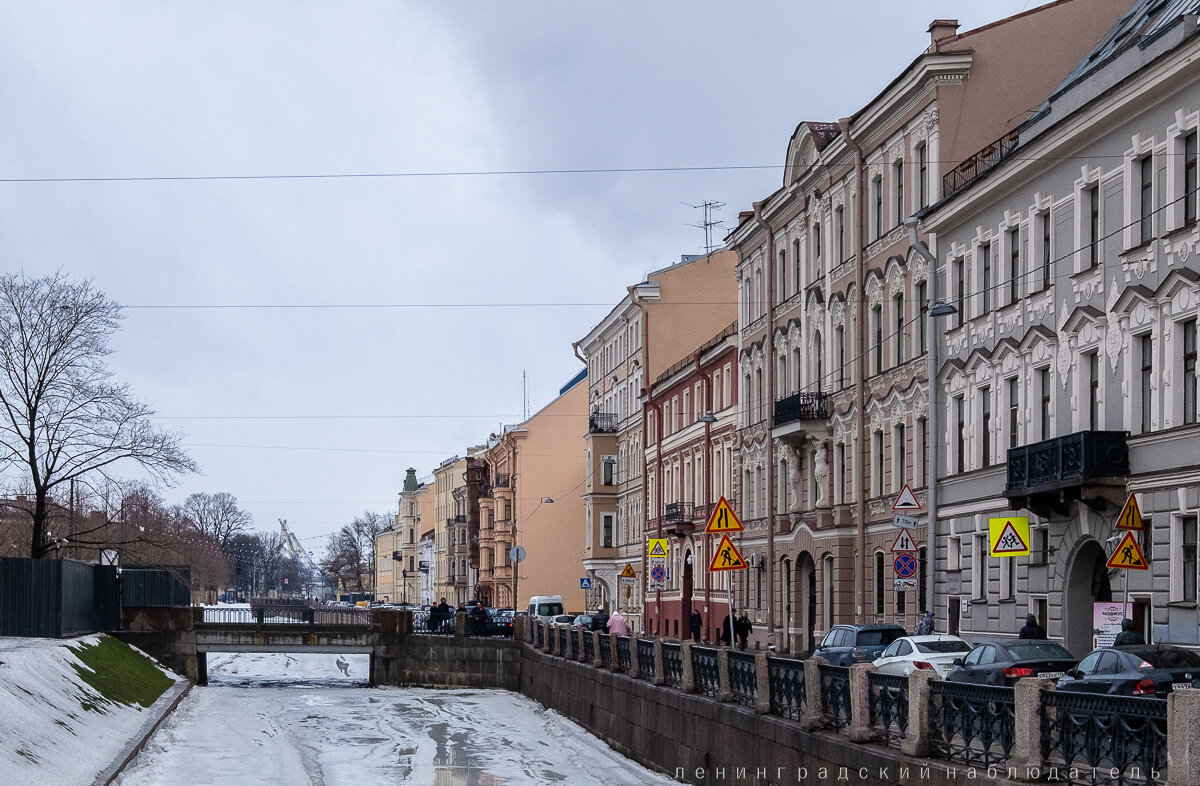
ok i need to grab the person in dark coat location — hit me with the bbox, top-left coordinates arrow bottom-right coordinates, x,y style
914,611 -> 934,636
469,601 -> 489,636
736,613 -> 752,651
689,611 -> 703,642
1113,618 -> 1145,645
719,610 -> 735,646
1018,613 -> 1047,639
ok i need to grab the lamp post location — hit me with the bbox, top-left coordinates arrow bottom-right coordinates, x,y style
402,569 -> 409,605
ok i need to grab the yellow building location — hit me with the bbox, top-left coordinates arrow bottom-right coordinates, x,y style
432,455 -> 469,606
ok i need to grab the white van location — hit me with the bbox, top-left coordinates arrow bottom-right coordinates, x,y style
526,595 -> 565,622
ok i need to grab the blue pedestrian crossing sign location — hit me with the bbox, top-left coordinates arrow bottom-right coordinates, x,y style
580,577 -> 592,589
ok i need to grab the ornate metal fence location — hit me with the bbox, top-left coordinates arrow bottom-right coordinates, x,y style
1041,691 -> 1167,785
637,639 -> 656,681
411,609 -> 454,635
867,672 -> 908,748
535,622 -> 545,648
818,664 -> 852,730
661,642 -> 683,688
557,627 -> 568,655
728,650 -> 757,706
598,633 -> 611,665
929,681 -> 1015,768
616,636 -> 631,673
583,631 -> 595,662
691,646 -> 720,697
768,656 -> 806,720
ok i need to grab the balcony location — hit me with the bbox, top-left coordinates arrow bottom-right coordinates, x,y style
447,515 -> 467,525
1005,430 -> 1130,515
774,391 -> 830,425
943,129 -> 1019,199
589,412 -> 619,433
494,474 -> 510,488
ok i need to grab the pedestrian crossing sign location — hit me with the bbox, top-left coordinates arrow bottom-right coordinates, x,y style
705,496 -> 744,534
1106,531 -> 1149,570
708,534 -> 747,572
989,517 -> 1030,557
648,538 -> 669,557
1116,494 -> 1145,531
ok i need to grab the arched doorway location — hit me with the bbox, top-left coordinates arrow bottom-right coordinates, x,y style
1064,539 -> 1112,657
796,552 -> 817,655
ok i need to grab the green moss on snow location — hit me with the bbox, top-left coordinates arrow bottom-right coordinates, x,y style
67,637 -> 173,709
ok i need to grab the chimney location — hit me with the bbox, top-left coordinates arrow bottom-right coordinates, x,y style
928,19 -> 960,52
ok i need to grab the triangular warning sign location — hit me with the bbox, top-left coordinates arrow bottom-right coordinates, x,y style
648,540 -> 668,557
708,534 -> 747,572
705,496 -> 744,534
893,484 -> 921,511
1106,531 -> 1149,570
1116,494 -> 1144,531
991,521 -> 1029,555
889,528 -> 918,553
619,563 -> 636,579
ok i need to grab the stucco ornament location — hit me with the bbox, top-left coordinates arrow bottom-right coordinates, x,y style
814,442 -> 829,507
786,446 -> 803,513
1057,341 -> 1073,386
1180,239 -> 1192,262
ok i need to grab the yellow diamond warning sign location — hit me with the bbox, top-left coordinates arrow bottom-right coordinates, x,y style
1116,494 -> 1145,531
989,517 -> 1030,557
648,538 -> 669,557
705,496 -> 744,534
1106,531 -> 1149,570
708,534 -> 747,572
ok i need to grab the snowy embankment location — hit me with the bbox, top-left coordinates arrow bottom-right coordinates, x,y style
0,635 -> 187,786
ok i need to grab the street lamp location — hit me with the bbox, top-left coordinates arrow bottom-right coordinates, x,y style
402,569 -> 409,605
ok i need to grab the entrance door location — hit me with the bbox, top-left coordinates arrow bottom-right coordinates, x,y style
682,550 -> 694,633
797,553 -> 816,654
1065,540 -> 1112,657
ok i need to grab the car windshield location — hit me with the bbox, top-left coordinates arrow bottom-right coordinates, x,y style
856,629 -> 904,646
1003,642 -> 1074,660
1131,648 -> 1200,668
916,640 -> 971,654
536,603 -> 564,616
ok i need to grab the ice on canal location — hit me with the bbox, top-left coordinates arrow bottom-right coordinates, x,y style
115,652 -> 678,786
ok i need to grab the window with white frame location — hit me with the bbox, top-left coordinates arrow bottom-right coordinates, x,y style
873,176 -> 883,239
1038,367 -> 1053,439
980,385 -> 992,468
894,293 -> 905,365
1184,131 -> 1198,227
1140,155 -> 1155,246
1172,514 -> 1198,603
1138,333 -> 1154,433
1007,377 -> 1020,449
1039,211 -> 1052,291
872,429 -> 884,497
893,423 -> 906,492
953,257 -> 966,327
975,533 -> 989,599
980,241 -> 993,315
917,142 -> 929,209
1000,547 -> 1015,600
893,159 -> 904,226
871,304 -> 883,374
1084,183 -> 1100,269
1007,227 -> 1021,305
1184,319 -> 1198,425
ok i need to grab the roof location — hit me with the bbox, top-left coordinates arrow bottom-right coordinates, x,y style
804,121 -> 842,151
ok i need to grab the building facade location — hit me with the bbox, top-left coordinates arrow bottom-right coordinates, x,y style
921,0 -> 1200,655
725,1 -> 1130,653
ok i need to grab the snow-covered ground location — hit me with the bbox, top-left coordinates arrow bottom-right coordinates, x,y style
116,651 -> 679,785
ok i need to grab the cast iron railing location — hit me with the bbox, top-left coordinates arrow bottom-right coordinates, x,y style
589,412 -> 618,433
942,129 -> 1019,198
1006,430 -> 1130,495
535,622 -> 544,648
583,631 -> 595,662
1041,691 -> 1167,786
664,502 -> 695,523
637,639 -> 656,680
662,642 -> 683,688
929,681 -> 1015,768
411,610 -> 453,634
599,633 -> 611,665
818,664 -> 852,730
493,473 -> 510,488
774,391 -> 830,425
728,650 -> 757,706
616,636 -> 631,673
557,627 -> 568,655
867,672 -> 909,748
692,646 -> 720,697
768,656 -> 806,720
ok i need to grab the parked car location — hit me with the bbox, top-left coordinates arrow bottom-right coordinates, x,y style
571,614 -> 594,630
550,614 -> 576,626
945,640 -> 1077,686
813,624 -> 907,666
483,608 -> 515,637
873,635 -> 973,677
1056,645 -> 1200,696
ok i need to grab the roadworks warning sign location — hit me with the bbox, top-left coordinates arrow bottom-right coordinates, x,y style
1106,531 -> 1149,570
708,534 -> 747,572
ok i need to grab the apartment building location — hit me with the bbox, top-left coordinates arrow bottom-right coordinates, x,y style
725,1 -> 1129,653
920,0 -> 1200,655
432,454 -> 470,606
574,250 -> 738,631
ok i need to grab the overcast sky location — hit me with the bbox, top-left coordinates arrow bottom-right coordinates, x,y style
0,0 -> 1062,555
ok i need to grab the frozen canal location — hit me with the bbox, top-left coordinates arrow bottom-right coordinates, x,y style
115,652 -> 678,786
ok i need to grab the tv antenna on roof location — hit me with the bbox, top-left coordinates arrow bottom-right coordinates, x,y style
684,200 -> 726,254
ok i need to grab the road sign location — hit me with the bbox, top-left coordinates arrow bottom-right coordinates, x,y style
580,577 -> 592,590
708,534 -> 747,571
706,496 -> 744,534
894,553 -> 918,578
619,563 -> 636,579
989,517 -> 1030,557
894,578 -> 918,591
1106,531 -> 1149,570
893,484 -> 921,511
508,546 -> 526,562
650,563 -> 667,584
1116,494 -> 1145,531
648,538 -> 669,557
893,514 -> 920,529
889,528 -> 918,553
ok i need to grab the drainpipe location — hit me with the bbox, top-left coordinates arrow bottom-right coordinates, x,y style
906,216 -> 940,630
840,115 -> 867,623
752,202 -> 777,643
635,289 -> 654,632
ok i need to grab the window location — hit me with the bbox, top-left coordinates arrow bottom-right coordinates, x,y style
872,304 -> 883,373
1186,132 -> 1198,225
954,257 -> 966,327
813,223 -> 823,275
872,430 -> 884,496
1185,320 -> 1197,425
601,456 -> 615,486
836,326 -> 846,389
1141,334 -> 1154,433
1040,213 -> 1052,291
792,240 -> 802,295
975,534 -> 989,599
980,243 -> 992,314
1184,516 -> 1197,602
1008,377 -> 1019,448
835,206 -> 845,263
1008,228 -> 1021,304
917,142 -> 929,209
1087,184 -> 1100,268
873,176 -> 883,238
955,396 -> 965,473
836,442 -> 847,503
1087,351 -> 1100,430
814,332 -> 824,392
980,386 -> 991,468
602,513 -> 614,548
1039,368 -> 1052,439
1140,156 -> 1154,245
875,552 -> 885,615
916,281 -> 928,352
894,424 -> 906,492
893,160 -> 904,224
894,293 -> 905,365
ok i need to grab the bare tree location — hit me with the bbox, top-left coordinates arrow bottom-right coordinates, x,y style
318,512 -> 389,594
0,272 -> 197,558
182,491 -> 252,547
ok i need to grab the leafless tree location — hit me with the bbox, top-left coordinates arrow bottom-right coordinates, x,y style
182,491 -> 252,547
0,273 -> 197,558
318,511 -> 389,594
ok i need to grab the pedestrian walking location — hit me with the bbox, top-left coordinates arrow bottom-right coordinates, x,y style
736,613 -> 752,651
719,610 -> 734,646
1113,618 -> 1145,645
914,611 -> 934,636
689,610 -> 703,642
470,601 -> 488,636
1018,613 -> 1047,639
607,609 -> 630,636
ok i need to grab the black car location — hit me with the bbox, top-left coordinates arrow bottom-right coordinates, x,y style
813,624 -> 906,666
1056,645 -> 1200,697
945,640 -> 1077,686
482,608 -> 515,637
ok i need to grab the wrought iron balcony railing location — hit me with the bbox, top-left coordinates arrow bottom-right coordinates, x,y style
943,130 -> 1019,199
589,412 -> 619,433
493,474 -> 510,488
1006,430 -> 1130,496
774,391 -> 830,426
664,502 -> 694,523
